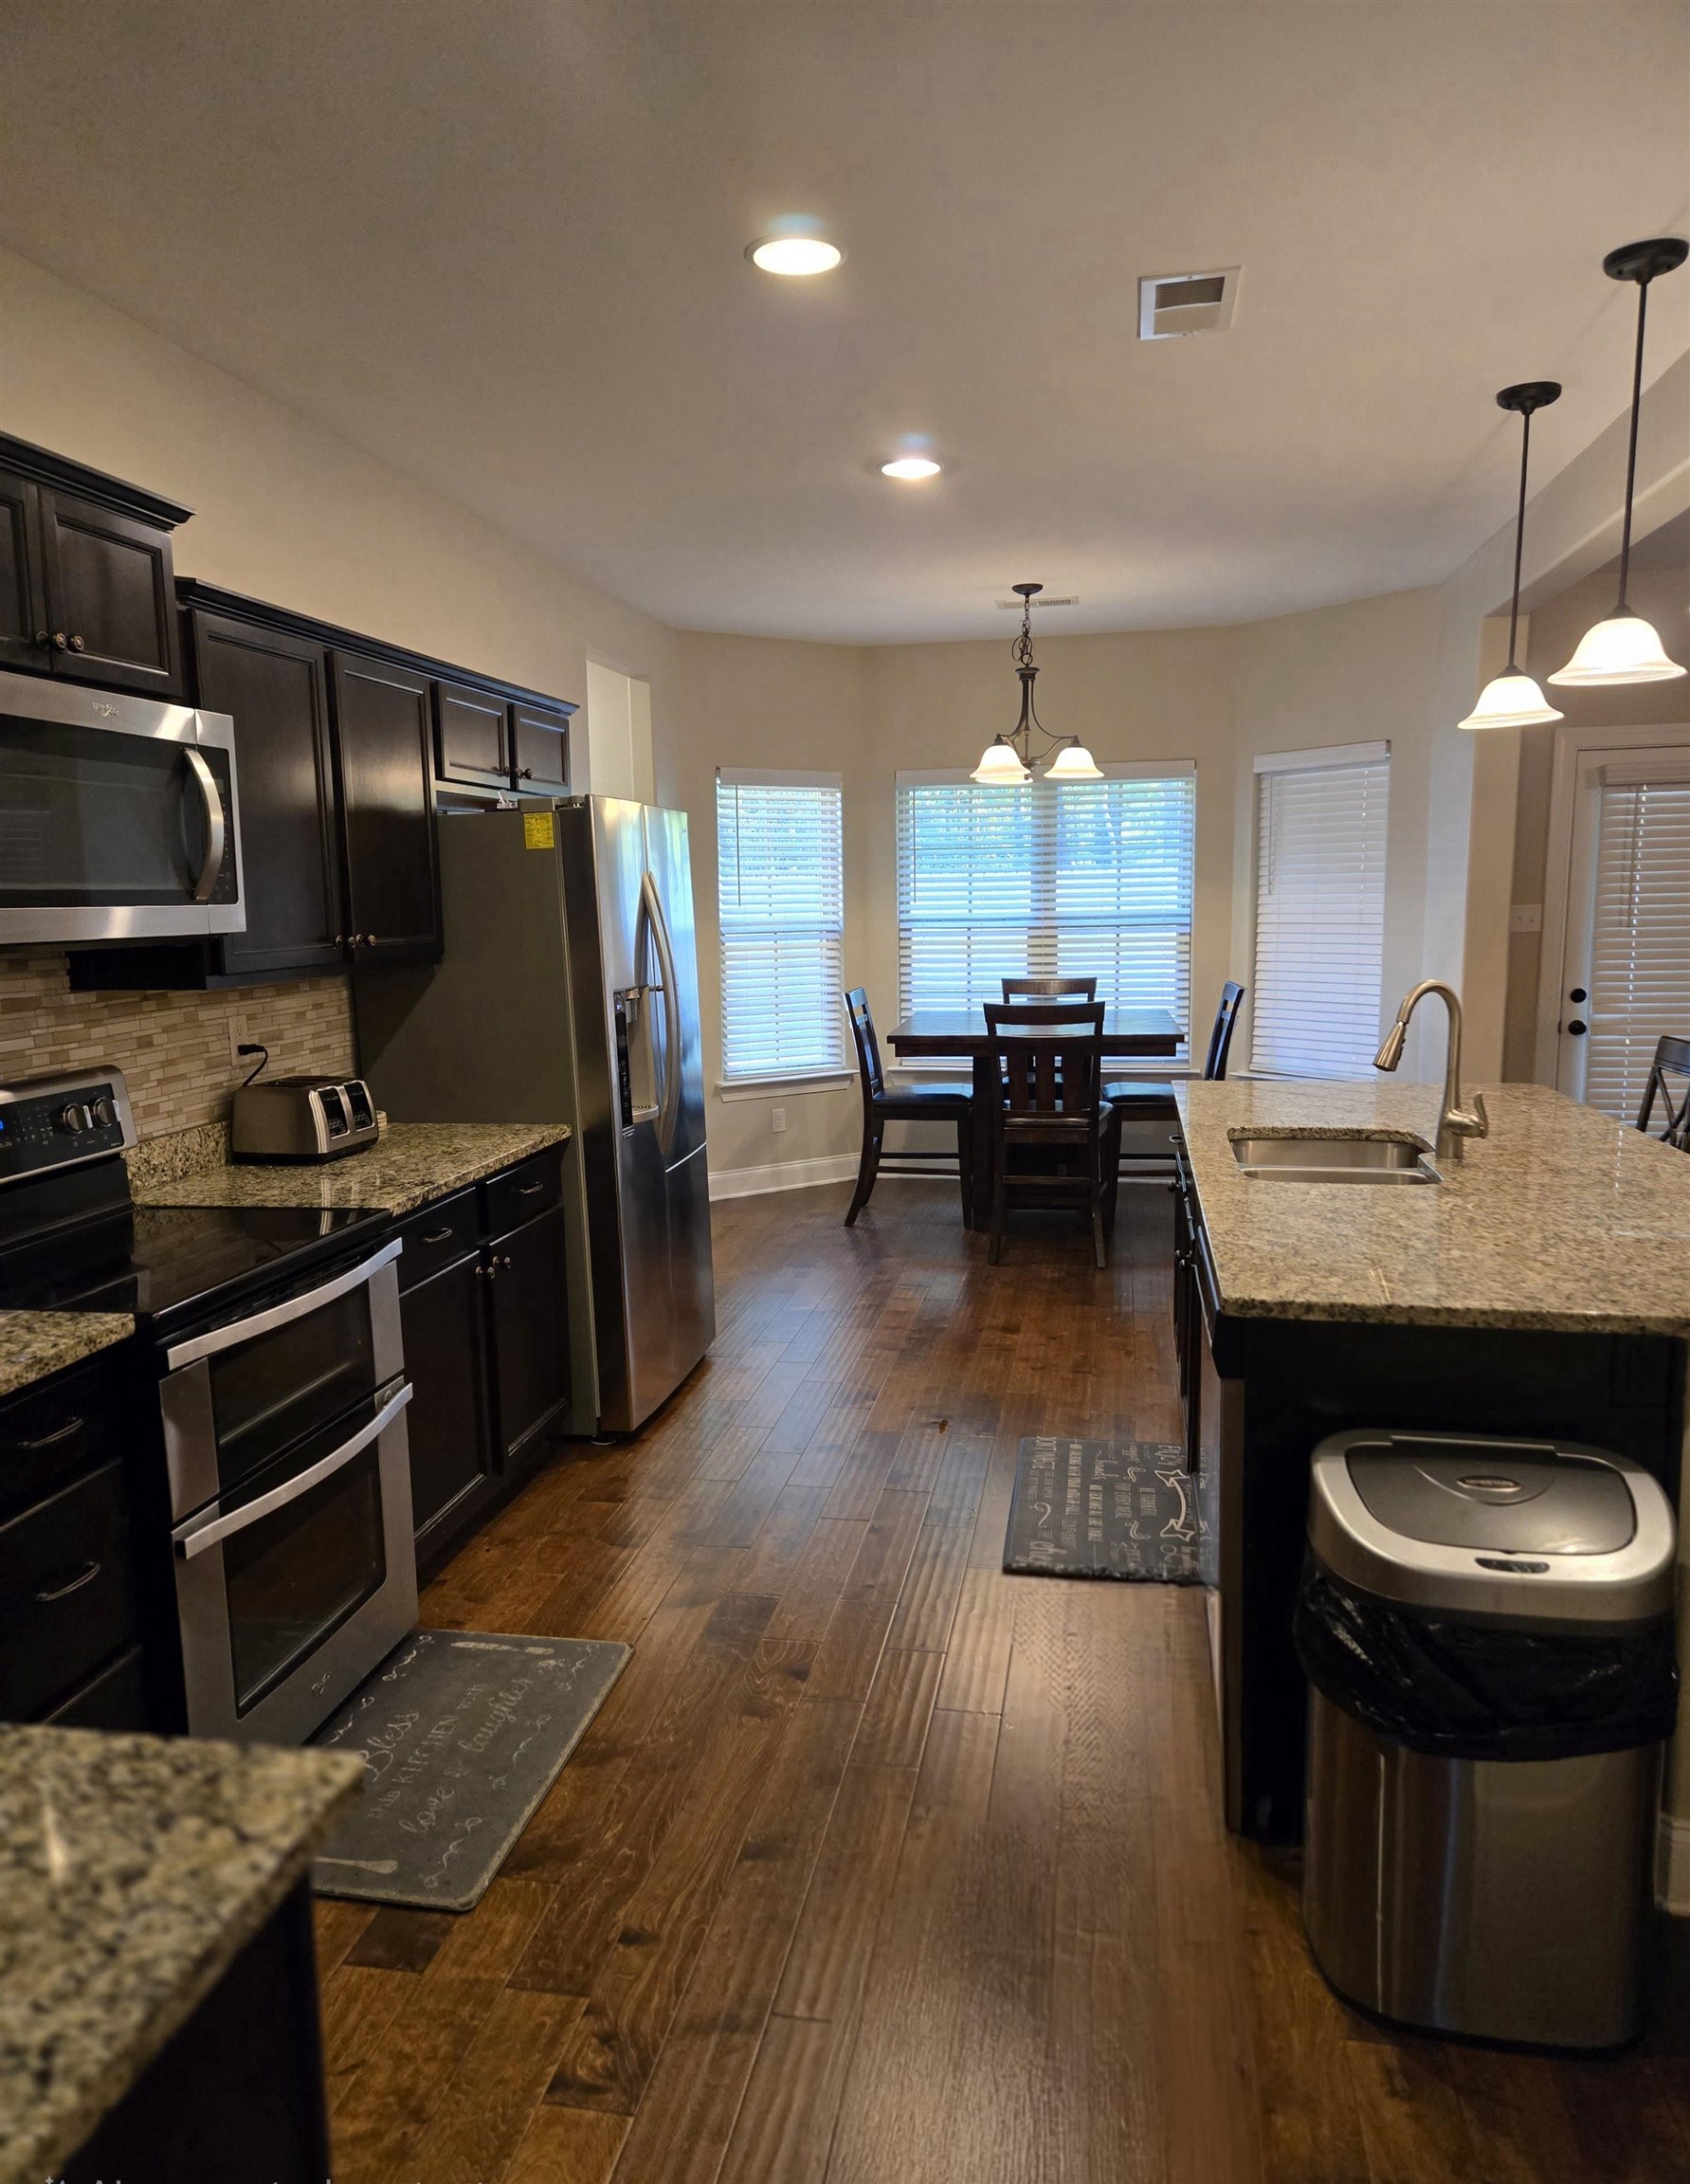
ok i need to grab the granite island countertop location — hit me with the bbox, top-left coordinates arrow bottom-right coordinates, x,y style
0,1726 -> 362,2183
1174,1079 -> 1690,1335
132,1119 -> 572,1219
0,1310 -> 136,1403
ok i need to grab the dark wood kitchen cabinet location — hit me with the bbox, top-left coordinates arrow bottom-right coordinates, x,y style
434,677 -> 512,791
0,435 -> 189,698
507,701 -> 571,795
394,1149 -> 572,1579
329,652 -> 442,965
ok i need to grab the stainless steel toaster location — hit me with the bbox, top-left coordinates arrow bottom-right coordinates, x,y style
230,1075 -> 379,1162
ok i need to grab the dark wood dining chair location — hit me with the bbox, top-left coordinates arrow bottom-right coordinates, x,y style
1001,976 -> 1099,1000
844,988 -> 974,1227
1636,1034 -> 1690,1150
982,1000 -> 1120,1267
1105,981 -> 1245,1154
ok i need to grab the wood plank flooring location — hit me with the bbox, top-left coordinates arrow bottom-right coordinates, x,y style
317,1179 -> 1690,2183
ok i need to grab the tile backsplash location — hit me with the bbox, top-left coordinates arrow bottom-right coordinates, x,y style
0,952 -> 355,1138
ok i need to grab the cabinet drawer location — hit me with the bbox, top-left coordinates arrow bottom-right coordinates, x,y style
0,1459 -> 136,1720
43,1644 -> 149,1733
482,1150 -> 562,1237
0,1355 -> 125,1523
394,1188 -> 482,1292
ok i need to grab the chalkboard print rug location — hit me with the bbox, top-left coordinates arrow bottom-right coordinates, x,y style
1003,1438 -> 1206,1582
310,1629 -> 629,1911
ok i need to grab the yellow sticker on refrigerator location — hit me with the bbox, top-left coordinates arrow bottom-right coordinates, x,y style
523,811 -> 555,851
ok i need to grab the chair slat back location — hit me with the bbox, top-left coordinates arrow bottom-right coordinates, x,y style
1001,975 -> 1099,1001
984,1000 -> 1105,1121
1205,981 -> 1246,1082
845,987 -> 884,1101
1637,1033 -> 1690,1150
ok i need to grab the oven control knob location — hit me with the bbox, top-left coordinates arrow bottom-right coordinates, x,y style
57,1102 -> 92,1133
90,1096 -> 117,1128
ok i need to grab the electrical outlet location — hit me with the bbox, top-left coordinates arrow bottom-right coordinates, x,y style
772,1106 -> 787,1134
226,1013 -> 245,1067
1509,903 -> 1543,934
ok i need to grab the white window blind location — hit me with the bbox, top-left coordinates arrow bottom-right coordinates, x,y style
1583,761 -> 1690,1121
716,769 -> 845,1082
895,768 -> 1195,1033
1250,743 -> 1390,1078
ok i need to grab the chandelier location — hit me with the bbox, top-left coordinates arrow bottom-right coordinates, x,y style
971,583 -> 1101,783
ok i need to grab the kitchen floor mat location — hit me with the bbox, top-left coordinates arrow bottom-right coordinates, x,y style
1003,1437 -> 1206,1581
309,1628 -> 629,1910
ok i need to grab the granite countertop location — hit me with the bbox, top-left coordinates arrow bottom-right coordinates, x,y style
132,1120 -> 572,1219
0,1727 -> 361,2183
1175,1079 -> 1690,1334
0,1311 -> 136,1403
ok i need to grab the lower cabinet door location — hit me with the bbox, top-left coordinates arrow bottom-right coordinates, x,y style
488,1205 -> 571,1471
399,1252 -> 496,1550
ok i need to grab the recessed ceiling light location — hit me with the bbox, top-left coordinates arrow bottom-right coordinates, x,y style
881,456 -> 942,481
747,234 -> 843,277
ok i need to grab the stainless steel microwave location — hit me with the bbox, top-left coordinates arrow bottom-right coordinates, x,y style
0,666 -> 245,945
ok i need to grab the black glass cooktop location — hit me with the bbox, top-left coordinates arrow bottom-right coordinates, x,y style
0,1201 -> 390,1337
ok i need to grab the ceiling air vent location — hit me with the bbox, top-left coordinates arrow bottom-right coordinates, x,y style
1138,267 -> 1240,340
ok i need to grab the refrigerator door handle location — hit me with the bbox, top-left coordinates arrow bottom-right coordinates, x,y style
641,869 -> 683,1161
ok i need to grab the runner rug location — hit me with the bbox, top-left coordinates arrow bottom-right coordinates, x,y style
1003,1436 -> 1206,1582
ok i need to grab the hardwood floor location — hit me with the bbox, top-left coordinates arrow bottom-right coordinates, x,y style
315,1178 -> 1690,2184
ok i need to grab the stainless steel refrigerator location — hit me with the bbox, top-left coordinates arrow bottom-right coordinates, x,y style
354,799 -> 715,1433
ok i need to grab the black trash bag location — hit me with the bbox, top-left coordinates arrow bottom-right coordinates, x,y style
1294,1556 -> 1679,1763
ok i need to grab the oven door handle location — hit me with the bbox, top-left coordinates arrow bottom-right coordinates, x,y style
173,1380 -> 412,1562
165,1237 -> 405,1370
184,746 -> 227,905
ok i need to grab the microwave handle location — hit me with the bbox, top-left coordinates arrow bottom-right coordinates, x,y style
184,747 -> 227,904
164,1237 -> 404,1371
174,1380 -> 411,1561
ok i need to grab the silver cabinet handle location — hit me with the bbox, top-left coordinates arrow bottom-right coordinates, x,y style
421,1226 -> 455,1245
15,1415 -> 84,1452
184,746 -> 227,903
174,1381 -> 411,1561
35,1559 -> 100,1603
516,1181 -> 544,1197
165,1237 -> 404,1370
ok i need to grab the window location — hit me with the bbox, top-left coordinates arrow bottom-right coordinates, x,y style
1250,741 -> 1389,1079
715,768 -> 845,1082
1577,757 -> 1690,1121
895,767 -> 1196,1034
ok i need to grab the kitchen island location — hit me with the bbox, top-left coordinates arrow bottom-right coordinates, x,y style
0,1726 -> 360,2183
1172,1080 -> 1690,1839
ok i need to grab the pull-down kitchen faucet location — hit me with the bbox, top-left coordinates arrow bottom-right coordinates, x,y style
1373,980 -> 1489,1163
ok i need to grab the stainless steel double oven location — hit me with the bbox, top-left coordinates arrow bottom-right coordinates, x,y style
163,1234 -> 417,1745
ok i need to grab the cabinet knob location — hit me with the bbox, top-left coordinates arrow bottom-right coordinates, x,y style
68,633 -> 85,653
518,768 -> 534,780
500,1254 -> 514,1270
50,630 -> 68,650
32,629 -> 49,648
331,934 -> 345,948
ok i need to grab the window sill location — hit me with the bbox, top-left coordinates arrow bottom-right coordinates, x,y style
716,1071 -> 854,1103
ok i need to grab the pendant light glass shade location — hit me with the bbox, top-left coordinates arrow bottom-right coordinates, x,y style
1554,236 -> 1688,687
1547,613 -> 1685,686
1043,739 -> 1103,779
972,736 -> 1031,784
1459,671 -> 1563,731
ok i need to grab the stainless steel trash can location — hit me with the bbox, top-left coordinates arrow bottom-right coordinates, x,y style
1299,1429 -> 1677,2049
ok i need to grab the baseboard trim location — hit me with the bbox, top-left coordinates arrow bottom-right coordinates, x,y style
1656,1810 -> 1690,1915
708,1154 -> 860,1200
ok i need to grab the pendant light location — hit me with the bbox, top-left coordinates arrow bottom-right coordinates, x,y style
1550,237 -> 1688,688
971,583 -> 1101,784
1459,381 -> 1564,730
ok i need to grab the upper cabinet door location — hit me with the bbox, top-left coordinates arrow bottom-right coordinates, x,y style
190,611 -> 345,978
36,488 -> 184,698
509,703 -> 570,795
434,678 -> 509,790
0,474 -> 47,674
329,652 -> 442,964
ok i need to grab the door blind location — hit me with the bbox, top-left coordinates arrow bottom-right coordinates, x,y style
1250,747 -> 1389,1078
896,770 -> 1195,1031
716,770 -> 845,1081
1583,769 -> 1690,1121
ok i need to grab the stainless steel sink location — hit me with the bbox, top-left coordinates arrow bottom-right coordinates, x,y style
1229,1134 -> 1440,1185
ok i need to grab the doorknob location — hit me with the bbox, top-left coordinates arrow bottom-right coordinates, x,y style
1570,987 -> 1588,1004
1568,1020 -> 1588,1036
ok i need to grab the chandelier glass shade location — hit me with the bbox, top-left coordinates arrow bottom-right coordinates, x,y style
1459,380 -> 1563,731
971,583 -> 1101,783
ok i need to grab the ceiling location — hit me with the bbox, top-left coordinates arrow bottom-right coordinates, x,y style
1,1 -> 1687,643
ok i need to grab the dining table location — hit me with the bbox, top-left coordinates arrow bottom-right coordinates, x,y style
885,1007 -> 1185,1231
